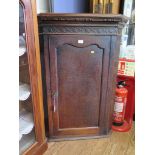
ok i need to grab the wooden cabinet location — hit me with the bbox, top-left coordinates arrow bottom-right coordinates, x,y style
38,14 -> 127,140
19,0 -> 47,154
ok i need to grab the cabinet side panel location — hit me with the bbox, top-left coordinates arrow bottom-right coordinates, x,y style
40,34 -> 50,136
105,35 -> 121,133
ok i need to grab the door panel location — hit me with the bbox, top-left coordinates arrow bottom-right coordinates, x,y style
48,35 -> 110,137
58,44 -> 103,129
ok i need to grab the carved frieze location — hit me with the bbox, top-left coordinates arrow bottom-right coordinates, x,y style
42,26 -> 120,35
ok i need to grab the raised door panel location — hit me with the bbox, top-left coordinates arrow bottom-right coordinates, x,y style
58,44 -> 102,129
47,35 -> 110,137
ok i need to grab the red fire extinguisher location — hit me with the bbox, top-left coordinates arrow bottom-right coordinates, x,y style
113,81 -> 128,126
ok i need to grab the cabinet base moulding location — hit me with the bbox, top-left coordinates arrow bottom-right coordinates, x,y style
48,131 -> 112,142
23,139 -> 48,155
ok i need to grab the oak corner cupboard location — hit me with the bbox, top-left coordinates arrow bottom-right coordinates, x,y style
38,13 -> 128,140
19,0 -> 47,154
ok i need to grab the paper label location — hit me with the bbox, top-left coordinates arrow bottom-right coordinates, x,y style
78,40 -> 84,44
114,102 -> 123,112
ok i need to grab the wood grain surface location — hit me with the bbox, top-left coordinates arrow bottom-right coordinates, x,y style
44,123 -> 135,155
39,14 -> 127,139
47,35 -> 111,137
19,0 -> 47,154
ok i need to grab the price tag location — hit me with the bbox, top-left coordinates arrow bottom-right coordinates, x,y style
78,40 -> 84,44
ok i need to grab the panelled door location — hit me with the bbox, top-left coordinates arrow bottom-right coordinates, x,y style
46,35 -> 111,138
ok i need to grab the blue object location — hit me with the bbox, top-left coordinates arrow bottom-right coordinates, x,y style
53,0 -> 90,13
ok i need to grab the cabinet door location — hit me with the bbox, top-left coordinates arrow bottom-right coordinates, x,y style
19,0 -> 47,154
46,35 -> 111,138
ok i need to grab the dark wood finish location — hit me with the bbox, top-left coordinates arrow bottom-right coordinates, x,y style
48,35 -> 111,138
38,13 -> 127,140
19,0 -> 47,154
